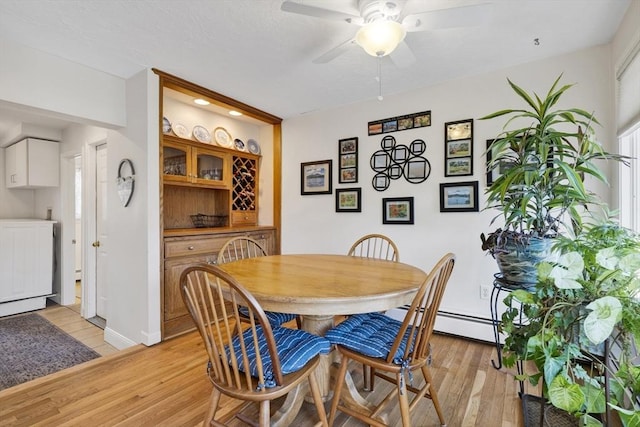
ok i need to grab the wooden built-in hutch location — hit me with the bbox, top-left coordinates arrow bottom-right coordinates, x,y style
154,70 -> 282,339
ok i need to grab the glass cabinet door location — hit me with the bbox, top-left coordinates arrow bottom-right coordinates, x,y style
163,144 -> 189,183
194,149 -> 226,185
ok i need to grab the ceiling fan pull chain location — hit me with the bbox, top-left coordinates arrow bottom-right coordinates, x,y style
377,56 -> 384,101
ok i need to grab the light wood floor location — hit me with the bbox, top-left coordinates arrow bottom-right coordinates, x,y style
0,305 -> 533,426
37,302 -> 119,357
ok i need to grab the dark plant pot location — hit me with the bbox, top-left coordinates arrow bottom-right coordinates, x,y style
494,235 -> 554,288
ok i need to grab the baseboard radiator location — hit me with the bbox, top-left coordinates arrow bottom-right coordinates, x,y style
385,305 -> 497,343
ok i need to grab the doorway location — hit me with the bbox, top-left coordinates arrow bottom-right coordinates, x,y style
94,143 -> 108,321
78,141 -> 108,329
74,155 -> 82,305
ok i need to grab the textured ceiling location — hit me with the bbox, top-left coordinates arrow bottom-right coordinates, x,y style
0,0 -> 632,134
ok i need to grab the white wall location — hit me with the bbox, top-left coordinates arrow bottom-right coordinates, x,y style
281,45 -> 617,341
0,39 -> 126,128
104,69 -> 161,347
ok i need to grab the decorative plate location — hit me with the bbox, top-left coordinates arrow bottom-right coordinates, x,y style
192,125 -> 212,143
162,117 -> 172,134
172,122 -> 190,139
234,138 -> 247,152
214,127 -> 233,148
247,139 -> 261,155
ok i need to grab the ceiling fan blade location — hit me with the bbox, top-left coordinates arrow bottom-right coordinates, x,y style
402,3 -> 493,32
389,40 -> 416,68
312,38 -> 357,64
281,1 -> 362,23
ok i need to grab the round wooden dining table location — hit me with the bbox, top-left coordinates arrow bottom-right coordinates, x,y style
219,254 -> 427,426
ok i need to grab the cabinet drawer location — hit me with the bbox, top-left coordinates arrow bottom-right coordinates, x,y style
164,236 -> 229,258
232,211 -> 257,226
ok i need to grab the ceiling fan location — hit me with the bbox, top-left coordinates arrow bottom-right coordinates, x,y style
281,0 -> 493,67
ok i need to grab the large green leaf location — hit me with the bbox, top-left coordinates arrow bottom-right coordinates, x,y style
584,296 -> 622,344
582,382 -> 606,414
548,375 -> 585,413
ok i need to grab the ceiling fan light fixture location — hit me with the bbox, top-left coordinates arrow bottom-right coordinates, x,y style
355,20 -> 406,57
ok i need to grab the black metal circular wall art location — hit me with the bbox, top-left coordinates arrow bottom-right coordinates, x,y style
116,158 -> 135,207
369,137 -> 431,191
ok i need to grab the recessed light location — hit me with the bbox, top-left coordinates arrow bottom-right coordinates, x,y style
194,98 -> 210,106
229,110 -> 243,116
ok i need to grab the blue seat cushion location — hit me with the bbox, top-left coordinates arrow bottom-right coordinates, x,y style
227,326 -> 331,388
325,312 -> 414,364
238,306 -> 297,326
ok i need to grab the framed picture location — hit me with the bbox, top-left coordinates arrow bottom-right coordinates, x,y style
338,137 -> 358,184
445,119 -> 473,141
486,139 -> 498,186
445,157 -> 472,176
335,188 -> 361,212
439,181 -> 479,212
301,160 -> 332,195
486,138 -> 521,186
382,197 -> 414,224
444,119 -> 473,177
368,110 -> 431,136
446,139 -> 471,158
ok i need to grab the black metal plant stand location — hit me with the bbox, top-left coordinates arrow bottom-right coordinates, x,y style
490,273 -> 526,395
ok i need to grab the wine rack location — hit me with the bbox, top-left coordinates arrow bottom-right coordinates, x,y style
232,156 -> 257,213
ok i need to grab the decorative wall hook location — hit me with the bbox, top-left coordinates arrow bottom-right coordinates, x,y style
116,158 -> 135,207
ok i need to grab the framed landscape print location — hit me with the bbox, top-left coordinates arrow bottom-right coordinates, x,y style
445,157 -> 472,176
382,197 -> 414,224
486,138 -> 518,186
335,188 -> 361,212
301,159 -> 332,195
444,119 -> 473,177
439,181 -> 479,212
338,137 -> 358,184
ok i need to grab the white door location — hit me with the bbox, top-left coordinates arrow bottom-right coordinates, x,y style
95,144 -> 108,318
74,155 -> 82,282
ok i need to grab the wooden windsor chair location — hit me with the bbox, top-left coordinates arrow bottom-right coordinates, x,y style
348,233 -> 400,390
326,253 -> 456,427
180,264 -> 329,427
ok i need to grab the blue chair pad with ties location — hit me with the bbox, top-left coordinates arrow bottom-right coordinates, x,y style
325,312 -> 414,364
226,325 -> 331,388
238,306 -> 297,327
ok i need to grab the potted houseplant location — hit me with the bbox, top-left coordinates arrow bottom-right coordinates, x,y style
479,74 -> 628,286
501,217 -> 640,426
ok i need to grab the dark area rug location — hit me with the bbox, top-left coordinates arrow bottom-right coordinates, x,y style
522,394 -> 579,427
0,313 -> 99,390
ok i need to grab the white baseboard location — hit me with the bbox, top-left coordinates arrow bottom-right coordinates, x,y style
104,326 -> 138,350
141,330 -> 162,346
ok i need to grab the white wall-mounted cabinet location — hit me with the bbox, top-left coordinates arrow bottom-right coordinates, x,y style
5,138 -> 59,188
0,219 -> 55,316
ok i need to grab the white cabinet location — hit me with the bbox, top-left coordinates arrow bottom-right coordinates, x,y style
0,220 -> 55,316
5,138 -> 59,188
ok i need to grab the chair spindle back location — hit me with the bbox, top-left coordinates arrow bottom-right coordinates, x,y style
180,264 -> 284,390
388,253 -> 455,364
217,236 -> 268,265
348,233 -> 399,262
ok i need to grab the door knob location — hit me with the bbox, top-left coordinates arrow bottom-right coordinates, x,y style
92,241 -> 100,247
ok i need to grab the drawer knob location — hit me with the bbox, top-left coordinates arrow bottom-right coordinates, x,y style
187,245 -> 195,250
